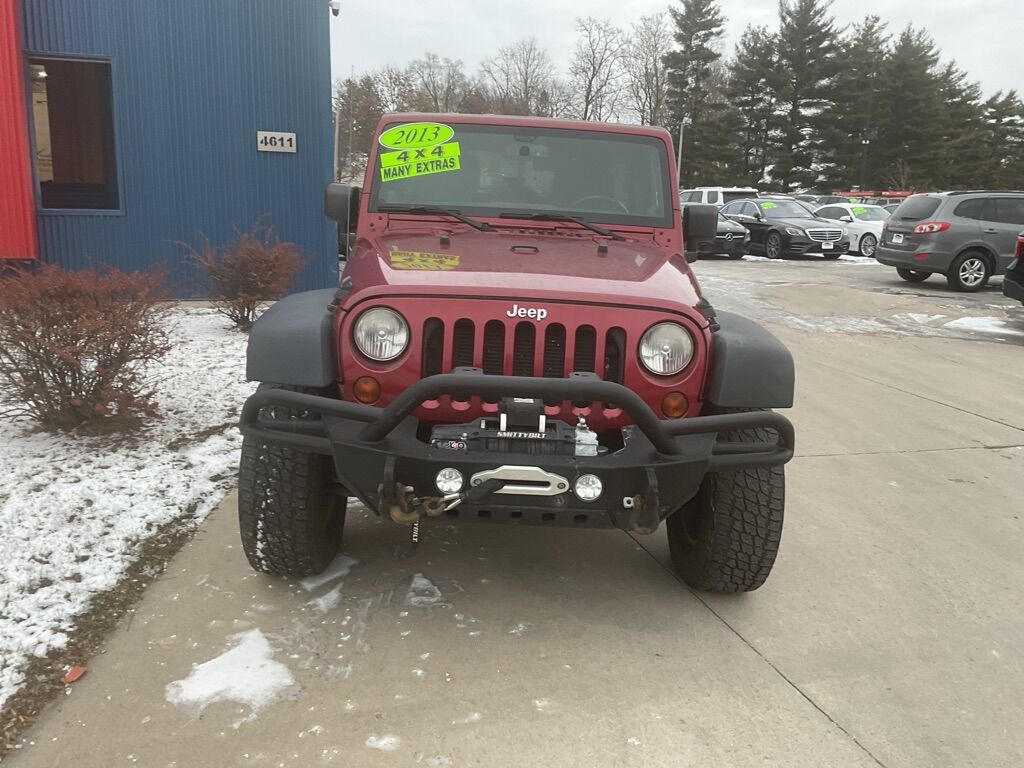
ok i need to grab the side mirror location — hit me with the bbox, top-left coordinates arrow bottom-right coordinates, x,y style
683,203 -> 717,247
324,183 -> 360,230
839,215 -> 853,223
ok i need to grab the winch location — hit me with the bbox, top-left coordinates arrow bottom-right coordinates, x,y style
429,397 -> 605,457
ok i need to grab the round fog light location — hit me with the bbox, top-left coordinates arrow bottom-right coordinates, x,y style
435,468 -> 464,495
574,474 -> 603,502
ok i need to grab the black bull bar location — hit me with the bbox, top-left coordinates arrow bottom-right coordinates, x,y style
239,372 -> 794,529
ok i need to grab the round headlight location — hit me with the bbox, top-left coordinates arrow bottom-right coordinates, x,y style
639,322 -> 693,376
354,307 -> 409,362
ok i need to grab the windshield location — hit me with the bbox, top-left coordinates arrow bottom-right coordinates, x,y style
369,122 -> 673,227
852,206 -> 889,221
758,200 -> 813,219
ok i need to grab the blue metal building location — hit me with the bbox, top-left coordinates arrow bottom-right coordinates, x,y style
3,0 -> 337,295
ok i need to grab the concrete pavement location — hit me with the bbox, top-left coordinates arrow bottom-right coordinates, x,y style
7,264 -> 1024,768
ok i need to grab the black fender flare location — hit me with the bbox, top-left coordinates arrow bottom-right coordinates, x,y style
704,310 -> 794,409
246,289 -> 339,388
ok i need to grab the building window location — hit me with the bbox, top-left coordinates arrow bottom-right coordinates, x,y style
29,58 -> 118,210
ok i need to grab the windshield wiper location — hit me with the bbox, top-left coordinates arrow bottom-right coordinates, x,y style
499,212 -> 626,241
377,205 -> 494,232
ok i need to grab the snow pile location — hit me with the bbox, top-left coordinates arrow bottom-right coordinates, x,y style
165,629 -> 295,724
0,308 -> 254,708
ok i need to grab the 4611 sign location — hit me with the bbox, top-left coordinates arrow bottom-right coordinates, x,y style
257,131 -> 296,153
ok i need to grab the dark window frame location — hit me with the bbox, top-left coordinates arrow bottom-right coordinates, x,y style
25,53 -> 123,216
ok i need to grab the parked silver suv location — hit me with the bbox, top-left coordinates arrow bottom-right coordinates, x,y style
876,191 -> 1024,291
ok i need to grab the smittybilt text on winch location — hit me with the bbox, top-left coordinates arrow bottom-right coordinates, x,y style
238,114 -> 796,593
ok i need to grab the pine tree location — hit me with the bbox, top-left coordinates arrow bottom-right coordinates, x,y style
818,16 -> 889,190
980,91 -> 1024,189
725,25 -> 780,185
773,0 -> 840,191
873,27 -> 943,189
933,63 -> 987,189
664,0 -> 727,186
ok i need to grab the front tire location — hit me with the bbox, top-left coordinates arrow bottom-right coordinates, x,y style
666,408 -> 785,593
765,232 -> 783,259
238,384 -> 347,578
897,267 -> 930,283
946,251 -> 991,292
859,233 -> 877,258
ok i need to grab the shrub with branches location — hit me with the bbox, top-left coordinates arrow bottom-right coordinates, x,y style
186,222 -> 304,331
0,264 -> 171,432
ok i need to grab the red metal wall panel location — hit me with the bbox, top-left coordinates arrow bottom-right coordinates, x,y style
0,0 -> 37,259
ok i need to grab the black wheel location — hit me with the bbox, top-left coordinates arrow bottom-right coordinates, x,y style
859,233 -> 878,258
666,407 -> 785,593
897,268 -> 930,283
238,384 -> 347,578
946,251 -> 991,292
765,232 -> 783,259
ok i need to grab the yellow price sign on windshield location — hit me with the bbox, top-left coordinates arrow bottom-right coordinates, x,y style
380,142 -> 461,182
379,122 -> 455,150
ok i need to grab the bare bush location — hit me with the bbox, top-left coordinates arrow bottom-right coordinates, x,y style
186,222 -> 304,331
0,264 -> 171,433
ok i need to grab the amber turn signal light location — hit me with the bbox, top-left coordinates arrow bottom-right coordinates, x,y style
661,392 -> 688,418
353,376 -> 381,404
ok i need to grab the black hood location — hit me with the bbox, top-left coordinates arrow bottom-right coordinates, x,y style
766,216 -> 832,229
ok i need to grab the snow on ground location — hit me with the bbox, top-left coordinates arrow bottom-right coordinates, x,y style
164,628 -> 296,725
943,316 -> 1024,336
0,307 -> 254,708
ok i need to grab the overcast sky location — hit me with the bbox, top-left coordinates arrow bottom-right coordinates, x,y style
328,0 -> 1021,99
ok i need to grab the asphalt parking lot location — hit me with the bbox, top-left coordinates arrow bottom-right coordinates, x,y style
8,257 -> 1024,768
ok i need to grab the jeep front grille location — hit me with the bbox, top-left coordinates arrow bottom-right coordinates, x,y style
421,318 -> 625,382
806,228 -> 844,242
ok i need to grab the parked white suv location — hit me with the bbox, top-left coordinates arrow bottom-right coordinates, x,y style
680,187 -> 760,207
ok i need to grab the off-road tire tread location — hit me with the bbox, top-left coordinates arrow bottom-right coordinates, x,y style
238,384 -> 344,578
667,407 -> 784,593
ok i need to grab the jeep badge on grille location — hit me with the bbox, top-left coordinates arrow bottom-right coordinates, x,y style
506,304 -> 548,320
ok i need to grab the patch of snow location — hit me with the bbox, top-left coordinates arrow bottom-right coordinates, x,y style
404,573 -> 443,607
0,308 -> 253,708
306,585 -> 345,615
415,754 -> 454,767
299,555 -> 358,592
411,667 -> 426,678
837,255 -> 881,265
507,622 -> 533,637
741,255 -> 781,262
533,697 -> 556,713
626,737 -> 642,746
895,313 -> 947,324
451,712 -> 482,724
164,629 -> 295,724
365,734 -> 401,752
943,316 -> 1024,336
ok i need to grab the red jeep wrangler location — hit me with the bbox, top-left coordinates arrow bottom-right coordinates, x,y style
239,114 -> 795,593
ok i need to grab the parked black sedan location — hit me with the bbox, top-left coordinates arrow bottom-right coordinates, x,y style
720,198 -> 850,259
684,206 -> 750,259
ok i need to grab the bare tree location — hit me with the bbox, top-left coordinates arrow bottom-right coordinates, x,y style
373,65 -> 418,112
623,14 -> 673,126
481,38 -> 559,116
409,53 -> 469,112
568,17 -> 625,121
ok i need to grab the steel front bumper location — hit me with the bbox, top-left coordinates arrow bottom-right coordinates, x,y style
239,372 -> 795,533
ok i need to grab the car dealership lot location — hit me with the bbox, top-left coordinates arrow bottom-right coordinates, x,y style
7,258 -> 1024,768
